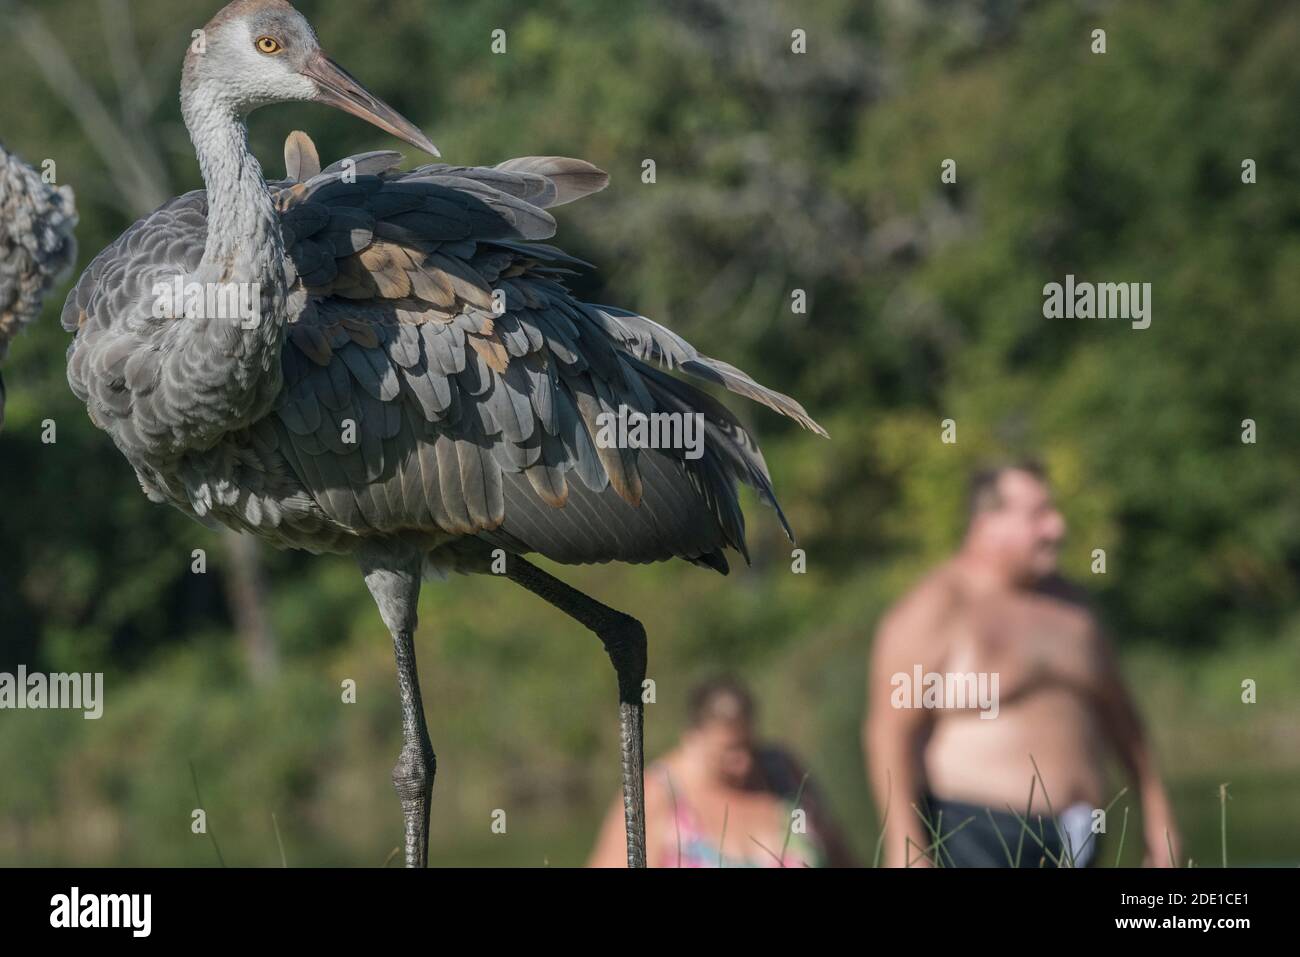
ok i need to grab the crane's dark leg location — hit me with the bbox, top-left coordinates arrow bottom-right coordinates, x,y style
504,556 -> 647,868
358,547 -> 434,868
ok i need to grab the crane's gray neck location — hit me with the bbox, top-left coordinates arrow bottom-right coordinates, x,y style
144,79 -> 290,458
181,86 -> 284,288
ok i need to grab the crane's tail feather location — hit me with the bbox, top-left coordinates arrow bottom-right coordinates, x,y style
583,304 -> 828,438
283,131 -> 322,182
635,360 -> 795,550
492,156 -> 610,208
276,133 -> 610,215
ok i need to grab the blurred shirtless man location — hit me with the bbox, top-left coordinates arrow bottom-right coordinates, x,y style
865,462 -> 1180,867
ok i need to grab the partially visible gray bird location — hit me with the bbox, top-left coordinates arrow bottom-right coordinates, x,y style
0,141 -> 78,428
63,0 -> 825,868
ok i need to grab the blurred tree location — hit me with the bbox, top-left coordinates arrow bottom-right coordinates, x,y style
0,0 -> 1298,865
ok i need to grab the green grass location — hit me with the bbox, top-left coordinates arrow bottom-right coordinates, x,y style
1,625 -> 1296,867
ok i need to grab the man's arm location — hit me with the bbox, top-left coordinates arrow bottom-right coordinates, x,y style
1091,624 -> 1181,867
864,586 -> 945,867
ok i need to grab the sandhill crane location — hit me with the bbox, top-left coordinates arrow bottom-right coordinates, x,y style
62,0 -> 824,868
0,141 -> 77,428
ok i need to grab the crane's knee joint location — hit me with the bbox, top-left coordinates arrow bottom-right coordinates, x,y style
392,744 -> 436,799
600,615 -> 647,701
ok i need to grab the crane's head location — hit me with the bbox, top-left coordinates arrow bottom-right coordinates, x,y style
184,0 -> 439,156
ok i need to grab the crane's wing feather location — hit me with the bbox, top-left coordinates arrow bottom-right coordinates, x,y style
62,135 -> 823,570
265,142 -> 823,568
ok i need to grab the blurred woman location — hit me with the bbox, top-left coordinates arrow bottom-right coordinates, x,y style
588,676 -> 855,867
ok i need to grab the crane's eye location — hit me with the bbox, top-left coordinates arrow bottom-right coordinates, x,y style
255,36 -> 283,54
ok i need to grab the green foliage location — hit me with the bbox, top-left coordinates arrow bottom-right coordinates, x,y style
0,0 -> 1297,864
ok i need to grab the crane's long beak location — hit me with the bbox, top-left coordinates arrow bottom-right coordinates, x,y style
303,52 -> 440,157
